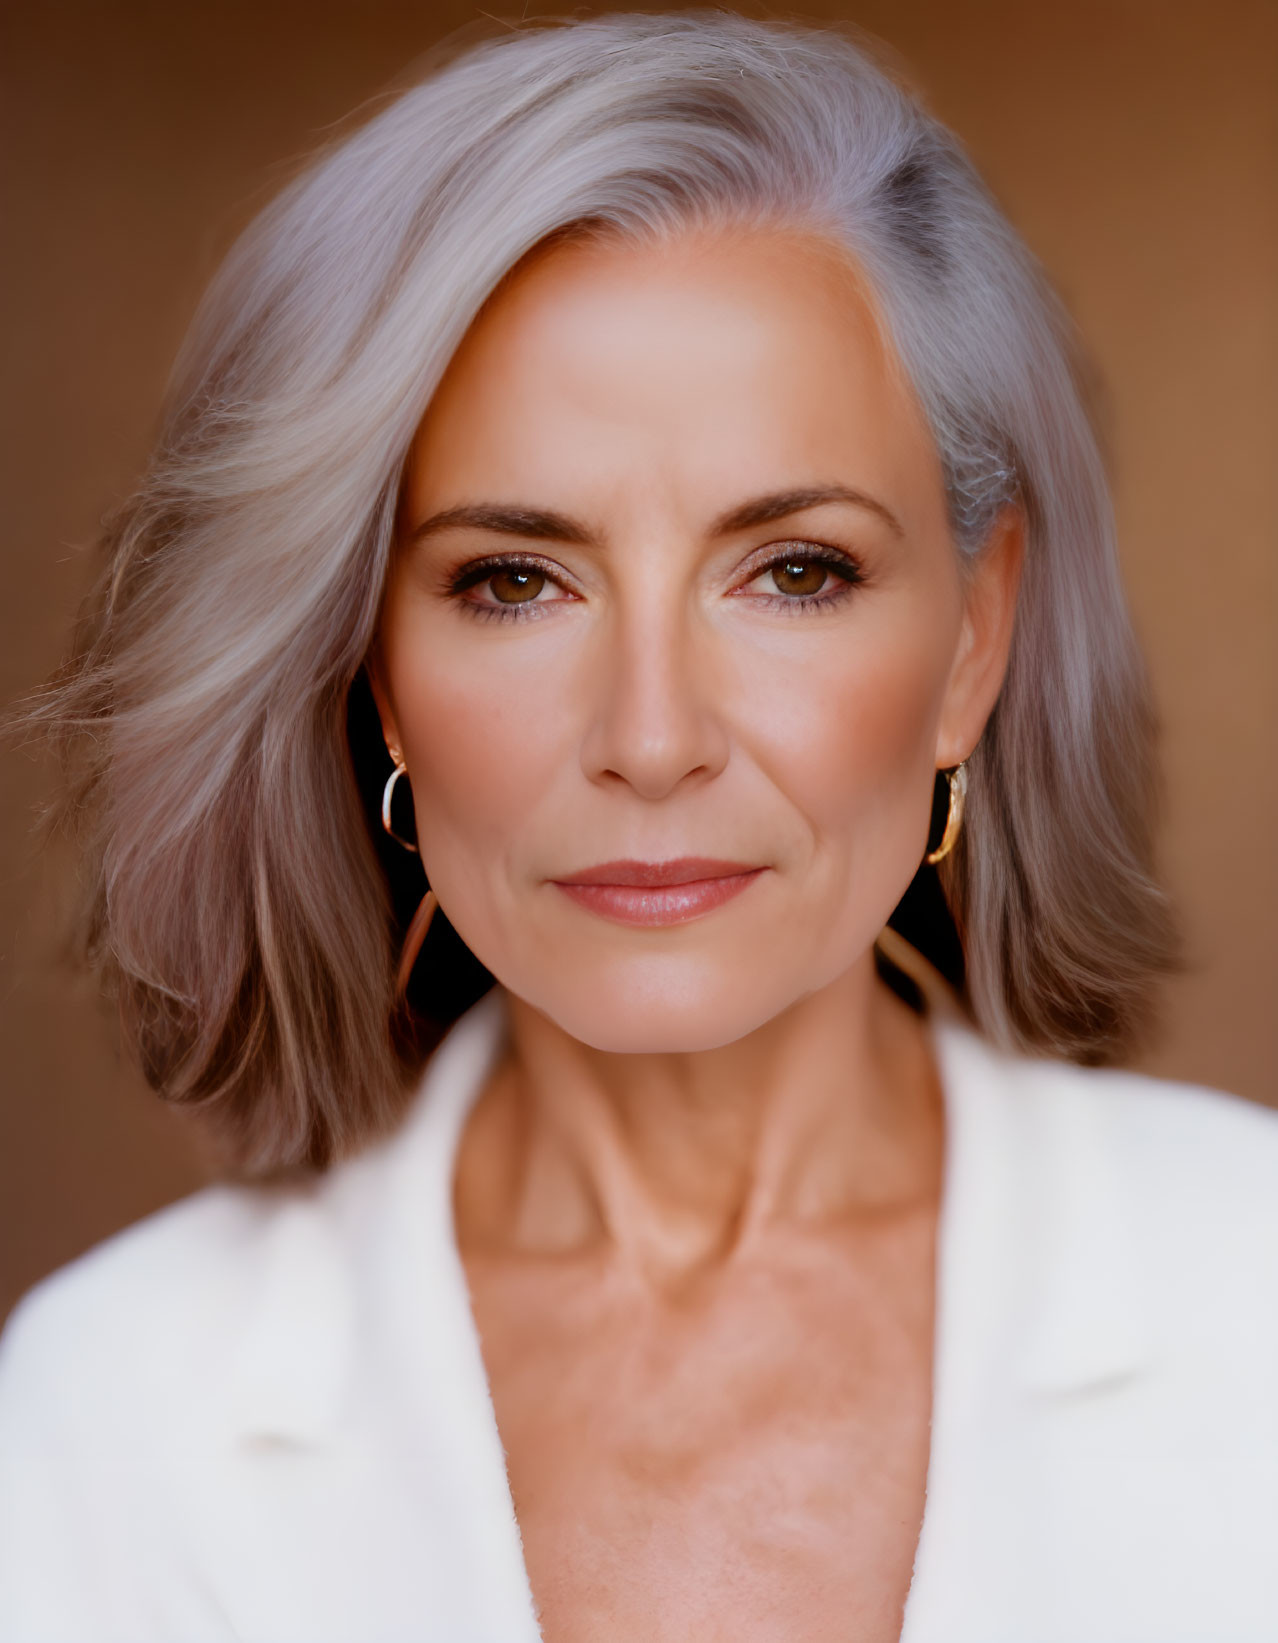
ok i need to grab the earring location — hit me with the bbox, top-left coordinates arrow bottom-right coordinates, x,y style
926,760 -> 968,865
380,748 -> 438,998
381,753 -> 419,853
395,888 -> 439,1002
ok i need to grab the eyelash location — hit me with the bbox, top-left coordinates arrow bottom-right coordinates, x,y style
444,544 -> 866,624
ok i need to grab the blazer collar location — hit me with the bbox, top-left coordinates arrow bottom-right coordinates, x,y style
929,1013 -> 1155,1400
876,924 -> 1154,1397
225,985 -> 510,1449
223,1190 -> 358,1447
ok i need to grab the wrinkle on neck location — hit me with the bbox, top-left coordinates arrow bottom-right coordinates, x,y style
454,955 -> 943,1288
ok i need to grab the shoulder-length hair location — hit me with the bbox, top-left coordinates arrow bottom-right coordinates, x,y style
27,9 -> 1176,1173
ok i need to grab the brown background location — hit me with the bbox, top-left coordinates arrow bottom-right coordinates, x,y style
2,0 -> 1275,1326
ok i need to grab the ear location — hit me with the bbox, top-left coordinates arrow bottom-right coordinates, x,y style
934,503 -> 1025,768
364,650 -> 405,764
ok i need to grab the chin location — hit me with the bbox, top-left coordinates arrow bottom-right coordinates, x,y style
503,947 -> 802,1055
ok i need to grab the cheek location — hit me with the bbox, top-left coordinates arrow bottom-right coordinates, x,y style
736,606 -> 951,881
381,614 -> 568,889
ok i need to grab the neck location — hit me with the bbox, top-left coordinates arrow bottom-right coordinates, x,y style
453,950 -> 944,1286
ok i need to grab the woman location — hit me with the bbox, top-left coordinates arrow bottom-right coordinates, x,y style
1,10 -> 1275,1641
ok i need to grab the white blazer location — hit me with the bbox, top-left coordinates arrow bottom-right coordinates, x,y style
2,980 -> 1277,1642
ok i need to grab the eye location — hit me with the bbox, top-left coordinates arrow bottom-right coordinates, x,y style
447,555 -> 576,621
478,565 -> 551,604
737,544 -> 865,610
758,558 -> 834,597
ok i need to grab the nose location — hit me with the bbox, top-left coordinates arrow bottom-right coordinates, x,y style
579,594 -> 731,801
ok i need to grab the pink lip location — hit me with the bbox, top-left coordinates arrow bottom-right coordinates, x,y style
551,858 -> 767,927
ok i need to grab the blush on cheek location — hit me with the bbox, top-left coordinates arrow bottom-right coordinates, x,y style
746,617 -> 949,862
789,658 -> 949,985
388,638 -> 564,890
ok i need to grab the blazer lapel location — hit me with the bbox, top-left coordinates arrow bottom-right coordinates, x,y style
200,987 -> 544,1643
901,1019 -> 1157,1642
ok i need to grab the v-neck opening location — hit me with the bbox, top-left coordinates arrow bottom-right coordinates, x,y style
418,979 -> 978,1643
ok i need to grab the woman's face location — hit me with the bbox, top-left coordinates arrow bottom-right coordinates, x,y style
373,225 -> 1019,1051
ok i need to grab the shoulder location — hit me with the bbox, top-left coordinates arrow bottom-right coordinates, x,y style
0,1179 -> 314,1631
930,1021 -> 1278,1455
0,1046 -> 477,1633
1007,1045 -> 1278,1206
0,1147 -> 416,1633
941,1014 -> 1278,1187
0,993 -> 498,1442
0,1179 -> 293,1433
0,1114 -> 417,1447
949,1026 -> 1278,1339
1048,1057 -> 1278,1302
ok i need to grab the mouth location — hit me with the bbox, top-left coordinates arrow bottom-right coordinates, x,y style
549,858 -> 768,927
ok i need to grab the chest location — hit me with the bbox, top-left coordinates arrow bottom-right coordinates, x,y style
461,1223 -> 936,1643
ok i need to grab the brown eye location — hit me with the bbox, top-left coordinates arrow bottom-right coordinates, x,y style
489,567 -> 547,603
770,558 -> 829,597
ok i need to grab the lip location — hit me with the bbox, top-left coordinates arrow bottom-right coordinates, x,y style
555,857 -> 762,887
550,858 -> 768,927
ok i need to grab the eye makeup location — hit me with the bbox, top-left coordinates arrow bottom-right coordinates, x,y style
438,541 -> 868,624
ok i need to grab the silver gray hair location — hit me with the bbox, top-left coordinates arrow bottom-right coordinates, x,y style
27,9 -> 1177,1172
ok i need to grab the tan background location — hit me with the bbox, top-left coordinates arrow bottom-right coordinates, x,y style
2,0 -> 1275,1326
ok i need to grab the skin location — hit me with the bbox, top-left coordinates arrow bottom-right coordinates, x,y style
371,222 -> 1023,1641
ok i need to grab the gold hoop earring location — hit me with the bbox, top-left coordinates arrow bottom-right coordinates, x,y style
395,889 -> 439,1002
926,760 -> 968,866
380,748 -> 437,998
381,755 -> 419,853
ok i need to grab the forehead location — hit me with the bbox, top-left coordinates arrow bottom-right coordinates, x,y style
406,223 -> 942,526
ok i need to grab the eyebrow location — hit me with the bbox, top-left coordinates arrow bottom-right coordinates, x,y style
407,483 -> 904,548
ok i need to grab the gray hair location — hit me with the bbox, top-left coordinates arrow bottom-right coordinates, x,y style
26,9 -> 1177,1173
